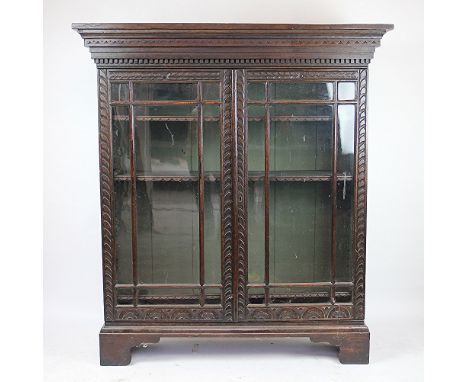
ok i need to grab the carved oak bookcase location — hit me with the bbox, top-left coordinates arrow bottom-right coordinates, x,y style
73,23 -> 392,365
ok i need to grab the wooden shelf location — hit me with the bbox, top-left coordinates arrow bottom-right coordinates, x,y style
114,172 -> 352,182
248,116 -> 333,122
112,115 -> 333,123
249,171 -> 352,182
114,174 -> 219,182
112,115 -> 219,122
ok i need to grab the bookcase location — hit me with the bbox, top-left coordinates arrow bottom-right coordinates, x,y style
74,23 -> 392,365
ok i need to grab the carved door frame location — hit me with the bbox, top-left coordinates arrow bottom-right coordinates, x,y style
98,67 -> 368,324
230,68 -> 369,322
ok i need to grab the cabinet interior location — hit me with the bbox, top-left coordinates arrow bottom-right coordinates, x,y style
111,78 -> 355,306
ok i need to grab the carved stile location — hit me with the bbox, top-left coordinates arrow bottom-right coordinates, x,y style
235,70 -> 248,320
98,69 -> 115,321
353,69 -> 368,320
221,70 -> 234,321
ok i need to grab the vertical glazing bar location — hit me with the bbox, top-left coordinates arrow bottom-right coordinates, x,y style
129,80 -> 138,307
198,81 -> 205,306
331,81 -> 338,304
264,81 -> 271,306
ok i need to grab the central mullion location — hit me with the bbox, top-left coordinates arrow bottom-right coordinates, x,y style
197,81 -> 205,307
264,81 -> 271,306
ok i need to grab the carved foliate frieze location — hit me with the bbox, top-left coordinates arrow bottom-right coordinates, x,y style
247,305 -> 353,321
115,307 -> 224,321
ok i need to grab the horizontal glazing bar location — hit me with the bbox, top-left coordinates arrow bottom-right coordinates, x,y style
113,115 -> 345,122
113,116 -> 220,122
248,282 -> 354,288
247,100 -> 358,105
115,304 -> 224,309
114,174 -> 352,182
114,174 -> 221,182
110,100 -> 221,106
248,173 -> 352,182
247,303 -> 353,307
248,116 -> 332,122
115,283 -> 222,289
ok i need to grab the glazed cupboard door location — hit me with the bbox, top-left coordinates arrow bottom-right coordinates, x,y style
236,70 -> 359,321
106,70 -> 234,322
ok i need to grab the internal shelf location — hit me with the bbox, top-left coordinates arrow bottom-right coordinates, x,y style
114,172 -> 352,182
112,115 -> 333,123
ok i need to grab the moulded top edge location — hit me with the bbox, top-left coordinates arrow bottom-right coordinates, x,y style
72,23 -> 393,29
71,23 -> 394,35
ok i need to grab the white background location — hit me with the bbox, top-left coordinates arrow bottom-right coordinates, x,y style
42,0 -> 423,381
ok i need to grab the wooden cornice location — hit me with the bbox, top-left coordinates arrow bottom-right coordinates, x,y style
73,23 -> 393,67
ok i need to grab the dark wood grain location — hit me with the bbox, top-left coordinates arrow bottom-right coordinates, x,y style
73,23 -> 393,67
353,69 -> 369,320
98,69 -> 115,321
235,70 -> 248,320
75,23 -> 391,365
221,70 -> 234,321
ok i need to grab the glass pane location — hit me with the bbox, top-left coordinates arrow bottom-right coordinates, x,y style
269,287 -> 330,304
204,288 -> 222,305
270,120 -> 332,173
114,181 -> 132,284
338,82 -> 356,101
247,82 -> 265,101
137,181 -> 199,284
337,105 -> 355,175
138,288 -> 200,305
135,119 -> 198,176
203,108 -> 222,285
336,177 -> 353,282
111,83 -> 129,102
203,104 -> 220,118
112,106 -> 130,176
248,105 -> 265,119
248,286 -> 332,304
204,181 -> 221,284
202,83 -> 220,101
116,288 -> 133,305
336,105 -> 355,283
270,182 -> 331,283
248,181 -> 265,284
133,83 -> 197,101
134,105 -> 197,118
204,121 -> 220,174
270,82 -> 333,100
248,287 -> 265,304
247,112 -> 265,284
335,287 -> 352,303
270,104 -> 333,118
247,118 -> 265,173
